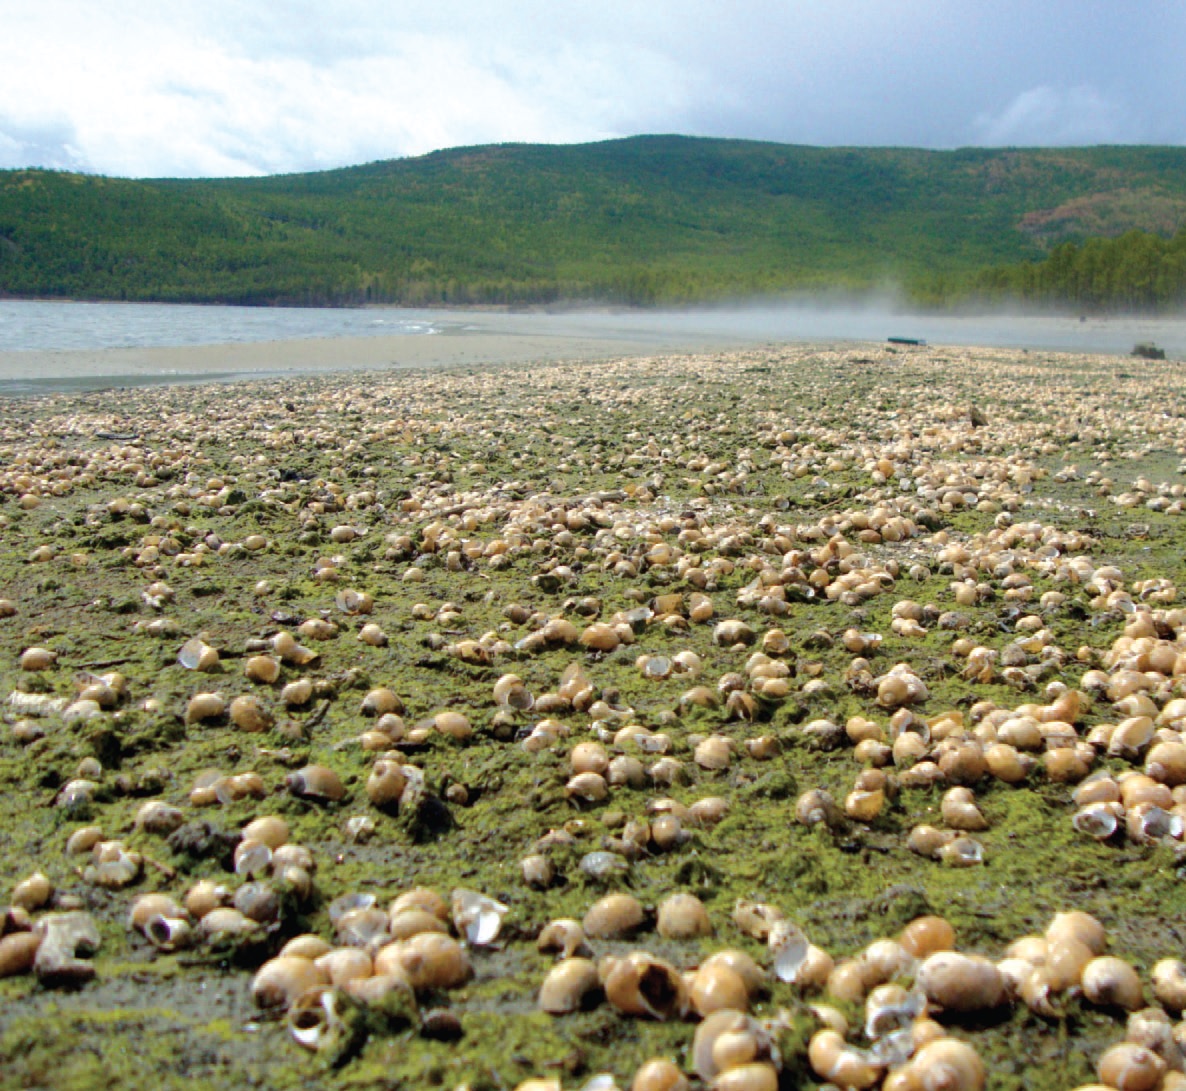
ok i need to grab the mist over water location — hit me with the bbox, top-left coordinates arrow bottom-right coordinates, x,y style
2,297 -> 1185,358
554,299 -> 1186,357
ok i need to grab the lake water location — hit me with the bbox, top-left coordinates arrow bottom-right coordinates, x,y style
0,300 -> 440,352
1,298 -> 1185,359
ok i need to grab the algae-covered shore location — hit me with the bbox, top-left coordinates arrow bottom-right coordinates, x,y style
2,342 -> 1186,1091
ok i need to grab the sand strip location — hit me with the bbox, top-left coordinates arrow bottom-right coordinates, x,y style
0,323 -> 788,395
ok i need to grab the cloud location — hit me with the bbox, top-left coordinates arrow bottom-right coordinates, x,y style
0,115 -> 85,172
973,85 -> 1128,146
0,4 -> 698,176
0,2 -> 1180,176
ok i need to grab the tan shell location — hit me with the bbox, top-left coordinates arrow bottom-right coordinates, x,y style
281,679 -> 315,707
241,815 -> 290,849
630,1058 -> 690,1091
713,1063 -> 779,1091
20,647 -> 57,671
580,623 -> 620,652
389,887 -> 450,922
287,764 -> 345,802
521,854 -> 555,889
0,931 -> 42,977
366,760 -> 408,808
1097,1043 -> 1166,1091
694,736 -> 732,771
382,932 -> 471,991
807,1028 -> 879,1089
537,919 -> 590,960
539,957 -> 601,1014
688,962 -> 749,1016
656,893 -> 712,940
244,655 -> 281,684
565,771 -> 609,803
1081,956 -> 1144,1010
699,949 -> 765,997
12,873 -> 53,912
433,710 -> 473,741
128,893 -> 185,933
1044,937 -> 1095,991
915,951 -> 1005,1012
1046,910 -> 1107,954
1152,958 -> 1186,1013
184,880 -> 232,919
570,742 -> 610,775
184,692 -> 225,725
360,688 -> 404,717
251,955 -> 329,1010
601,951 -> 687,1020
732,899 -> 786,942
230,694 -> 274,732
899,915 -> 956,958
692,1010 -> 770,1082
584,893 -> 646,939
388,908 -> 449,941
314,947 -> 374,987
199,907 -> 261,940
908,1037 -> 986,1091
280,934 -> 334,960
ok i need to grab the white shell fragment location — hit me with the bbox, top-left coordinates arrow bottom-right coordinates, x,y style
769,919 -> 809,983
451,888 -> 508,946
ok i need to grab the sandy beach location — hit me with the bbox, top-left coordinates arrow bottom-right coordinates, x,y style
0,322 -> 780,394
5,302 -> 1186,396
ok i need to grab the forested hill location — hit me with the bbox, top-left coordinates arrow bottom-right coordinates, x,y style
2,136 -> 1186,307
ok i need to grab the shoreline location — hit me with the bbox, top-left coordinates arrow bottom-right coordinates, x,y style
0,325 -> 801,395
3,303 -> 1186,397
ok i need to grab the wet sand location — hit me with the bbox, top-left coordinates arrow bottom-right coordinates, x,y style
0,323 -> 782,395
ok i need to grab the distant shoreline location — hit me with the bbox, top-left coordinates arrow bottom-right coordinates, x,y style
2,304 -> 1185,397
0,325 -> 786,396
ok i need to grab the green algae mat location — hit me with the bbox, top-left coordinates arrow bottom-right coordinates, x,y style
1,343 -> 1186,1091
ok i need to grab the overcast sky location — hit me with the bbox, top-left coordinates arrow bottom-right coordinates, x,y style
1,0 -> 1182,178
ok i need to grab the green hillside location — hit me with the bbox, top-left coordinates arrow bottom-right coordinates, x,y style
1,135 -> 1185,306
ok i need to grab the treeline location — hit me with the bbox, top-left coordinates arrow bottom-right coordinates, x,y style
2,137 -> 1186,308
963,228 -> 1186,311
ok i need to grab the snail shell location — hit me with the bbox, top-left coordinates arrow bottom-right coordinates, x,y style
1097,1043 -> 1165,1091
251,955 -> 329,1011
539,957 -> 601,1014
807,1028 -> 879,1089
538,919 -> 590,960
691,1011 -> 773,1082
688,962 -> 749,1016
915,952 -> 1005,1013
287,764 -> 345,802
713,1063 -> 779,1091
230,694 -> 274,732
184,692 -> 225,725
656,893 -> 712,940
1081,956 -> 1144,1011
12,873 -> 53,912
700,949 -> 765,997
584,893 -> 646,939
630,1058 -> 689,1091
899,916 -> 956,959
908,1037 -> 986,1091
1152,958 -> 1186,1013
602,951 -> 688,1020
315,947 -> 374,987
0,932 -> 42,977
382,932 -> 471,991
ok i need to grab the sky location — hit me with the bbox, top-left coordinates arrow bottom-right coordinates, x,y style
1,0 -> 1183,179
